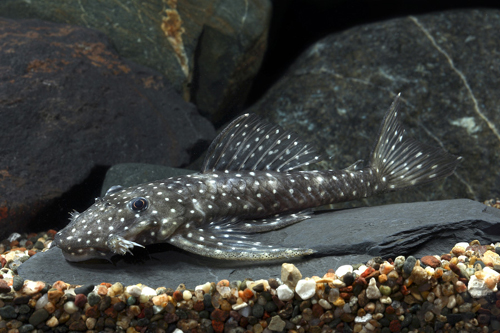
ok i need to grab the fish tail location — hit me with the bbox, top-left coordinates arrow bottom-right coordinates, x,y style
369,94 -> 462,191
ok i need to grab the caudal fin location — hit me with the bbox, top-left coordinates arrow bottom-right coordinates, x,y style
369,94 -> 462,191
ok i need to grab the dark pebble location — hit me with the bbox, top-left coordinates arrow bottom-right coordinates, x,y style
491,319 -> 500,330
176,309 -> 187,320
203,294 -> 214,311
33,240 -> 45,249
87,293 -> 101,306
13,295 -> 31,305
12,276 -> 24,291
0,305 -> 17,319
401,313 -> 412,327
299,300 -> 312,311
252,304 -> 264,319
247,315 -> 258,325
265,300 -> 278,313
381,328 -> 391,333
114,301 -> 126,312
434,320 -> 444,331
99,296 -> 111,311
0,279 -> 11,293
199,310 -> 210,319
343,272 -> 354,286
403,256 -> 417,276
74,284 -> 94,296
460,291 -> 473,303
96,317 -> 105,331
328,317 -> 342,328
28,308 -> 49,326
495,247 -> 500,255
126,296 -> 136,305
18,324 -> 35,333
268,278 -> 279,289
463,311 -> 476,321
252,283 -> 265,292
379,318 -> 390,327
446,313 -> 463,326
137,318 -> 150,326
18,304 -> 31,315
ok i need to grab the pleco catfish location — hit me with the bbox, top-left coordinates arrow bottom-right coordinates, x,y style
53,95 -> 462,262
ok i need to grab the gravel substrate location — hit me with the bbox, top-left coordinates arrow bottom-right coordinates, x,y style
1,201 -> 500,333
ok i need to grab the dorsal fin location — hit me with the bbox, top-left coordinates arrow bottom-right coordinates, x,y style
201,113 -> 322,173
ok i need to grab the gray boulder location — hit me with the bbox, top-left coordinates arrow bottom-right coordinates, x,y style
248,9 -> 500,208
0,18 -> 214,239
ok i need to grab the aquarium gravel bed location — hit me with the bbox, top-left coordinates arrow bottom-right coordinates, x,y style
1,201 -> 500,333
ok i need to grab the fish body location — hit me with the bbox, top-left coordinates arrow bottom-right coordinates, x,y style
53,95 -> 461,261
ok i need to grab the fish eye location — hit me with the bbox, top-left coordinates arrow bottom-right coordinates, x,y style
129,197 -> 149,212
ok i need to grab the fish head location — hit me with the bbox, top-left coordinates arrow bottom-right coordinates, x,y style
53,182 -> 185,262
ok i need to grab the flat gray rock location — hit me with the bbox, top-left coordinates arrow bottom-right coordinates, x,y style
19,199 -> 500,289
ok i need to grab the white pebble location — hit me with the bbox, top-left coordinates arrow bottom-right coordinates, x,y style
468,275 -> 494,298
354,313 -> 372,323
318,299 -> 332,309
277,284 -> 294,301
35,293 -> 49,310
195,282 -> 212,294
295,279 -> 316,300
126,285 -> 142,298
232,302 -> 248,310
454,242 -> 470,249
335,265 -> 353,278
380,295 -> 392,304
183,290 -> 192,300
139,286 -> 157,303
366,278 -> 382,299
63,301 -> 79,314
354,265 -> 368,276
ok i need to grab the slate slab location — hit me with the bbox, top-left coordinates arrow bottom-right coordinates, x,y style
0,0 -> 271,121
18,199 -> 500,289
0,18 -> 215,239
248,9 -> 500,207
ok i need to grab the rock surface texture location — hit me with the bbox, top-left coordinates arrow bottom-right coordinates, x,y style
0,18 -> 215,239
248,9 -> 500,207
19,199 -> 500,288
0,0 -> 271,121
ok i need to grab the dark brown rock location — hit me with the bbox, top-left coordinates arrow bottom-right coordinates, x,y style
421,255 -> 441,268
0,17 -> 214,239
0,0 -> 271,121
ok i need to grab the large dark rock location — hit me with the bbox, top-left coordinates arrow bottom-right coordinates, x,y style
18,199 -> 500,288
0,18 -> 215,239
248,9 -> 500,208
0,0 -> 271,121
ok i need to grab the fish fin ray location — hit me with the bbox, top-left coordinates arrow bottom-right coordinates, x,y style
370,94 -> 462,190
344,159 -> 364,171
201,113 -> 322,173
168,228 -> 314,260
211,211 -> 312,233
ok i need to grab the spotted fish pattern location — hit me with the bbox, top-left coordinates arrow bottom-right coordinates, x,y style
53,95 -> 462,262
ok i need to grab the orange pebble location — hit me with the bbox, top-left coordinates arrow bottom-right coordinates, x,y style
217,280 -> 230,287
243,288 -> 254,299
52,281 -> 68,291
